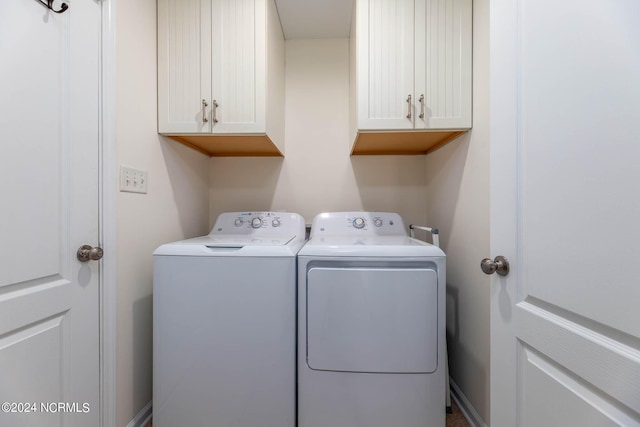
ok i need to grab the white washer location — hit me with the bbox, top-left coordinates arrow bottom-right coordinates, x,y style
298,212 -> 446,427
153,212 -> 305,427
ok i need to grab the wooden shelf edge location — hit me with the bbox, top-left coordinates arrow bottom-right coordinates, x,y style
351,130 -> 468,156
162,134 -> 284,157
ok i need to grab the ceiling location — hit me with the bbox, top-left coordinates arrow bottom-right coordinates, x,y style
274,0 -> 354,39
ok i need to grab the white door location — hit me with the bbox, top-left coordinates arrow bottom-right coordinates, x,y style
0,1 -> 101,426
490,1 -> 640,426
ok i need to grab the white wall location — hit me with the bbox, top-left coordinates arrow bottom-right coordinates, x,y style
425,0 -> 490,423
209,39 -> 428,227
115,0 -> 211,425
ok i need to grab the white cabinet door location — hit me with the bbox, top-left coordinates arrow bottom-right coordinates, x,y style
158,0 -> 269,135
490,0 -> 640,425
415,0 -> 472,129
158,0 -> 212,134
157,0 -> 283,156
0,1 -> 101,426
356,0 -> 415,130
355,0 -> 471,132
211,0 -> 266,134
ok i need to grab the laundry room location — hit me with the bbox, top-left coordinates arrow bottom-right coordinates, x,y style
6,0 -> 640,425
113,0 -> 489,426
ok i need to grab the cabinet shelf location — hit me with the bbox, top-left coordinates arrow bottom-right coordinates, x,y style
351,130 -> 466,156
164,134 -> 283,157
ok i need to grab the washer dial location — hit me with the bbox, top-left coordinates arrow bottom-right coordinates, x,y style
352,217 -> 366,229
251,217 -> 263,229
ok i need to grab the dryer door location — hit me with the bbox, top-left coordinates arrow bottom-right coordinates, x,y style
306,267 -> 438,373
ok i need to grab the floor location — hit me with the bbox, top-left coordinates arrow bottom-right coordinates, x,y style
447,401 -> 472,427
146,402 -> 471,427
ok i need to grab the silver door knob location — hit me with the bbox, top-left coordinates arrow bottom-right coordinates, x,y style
480,256 -> 509,276
77,245 -> 104,262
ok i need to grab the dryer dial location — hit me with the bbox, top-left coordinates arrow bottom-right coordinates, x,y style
251,217 -> 263,229
353,217 -> 366,229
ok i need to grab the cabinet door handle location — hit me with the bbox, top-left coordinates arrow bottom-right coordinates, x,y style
212,100 -> 219,124
419,94 -> 425,119
406,94 -> 412,119
201,99 -> 209,123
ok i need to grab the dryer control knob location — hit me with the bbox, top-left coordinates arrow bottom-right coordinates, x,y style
353,217 -> 366,229
272,219 -> 281,227
251,217 -> 263,228
373,218 -> 383,227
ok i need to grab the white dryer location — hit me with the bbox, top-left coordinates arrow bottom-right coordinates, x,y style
153,212 -> 305,427
298,212 -> 446,427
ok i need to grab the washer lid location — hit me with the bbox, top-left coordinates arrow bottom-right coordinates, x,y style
204,234 -> 297,246
153,211 -> 306,256
153,234 -> 304,256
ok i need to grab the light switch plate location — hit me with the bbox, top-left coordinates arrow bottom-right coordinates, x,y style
120,166 -> 148,194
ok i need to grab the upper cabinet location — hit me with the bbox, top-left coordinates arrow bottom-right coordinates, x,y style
350,0 -> 472,155
158,0 -> 285,156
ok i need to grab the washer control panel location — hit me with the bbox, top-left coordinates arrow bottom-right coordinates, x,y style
310,212 -> 407,237
212,212 -> 305,236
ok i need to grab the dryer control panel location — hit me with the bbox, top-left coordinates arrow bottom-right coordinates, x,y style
310,212 -> 407,237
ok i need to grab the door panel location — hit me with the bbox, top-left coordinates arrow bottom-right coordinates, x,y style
520,346 -> 634,427
517,302 -> 640,413
518,0 -> 640,338
0,0 -> 64,287
306,267 -> 438,373
490,0 -> 640,424
0,0 -> 101,425
0,314 -> 66,425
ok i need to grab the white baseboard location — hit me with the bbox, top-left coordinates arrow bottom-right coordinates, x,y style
450,379 -> 488,427
125,401 -> 152,427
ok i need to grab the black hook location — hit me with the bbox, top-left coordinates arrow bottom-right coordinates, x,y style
37,0 -> 69,13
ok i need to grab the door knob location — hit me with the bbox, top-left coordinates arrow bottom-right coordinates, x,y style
77,245 -> 104,262
480,256 -> 509,276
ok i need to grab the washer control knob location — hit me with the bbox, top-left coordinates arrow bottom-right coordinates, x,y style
251,217 -> 263,229
353,217 -> 366,229
234,218 -> 243,227
373,218 -> 383,227
272,219 -> 281,228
